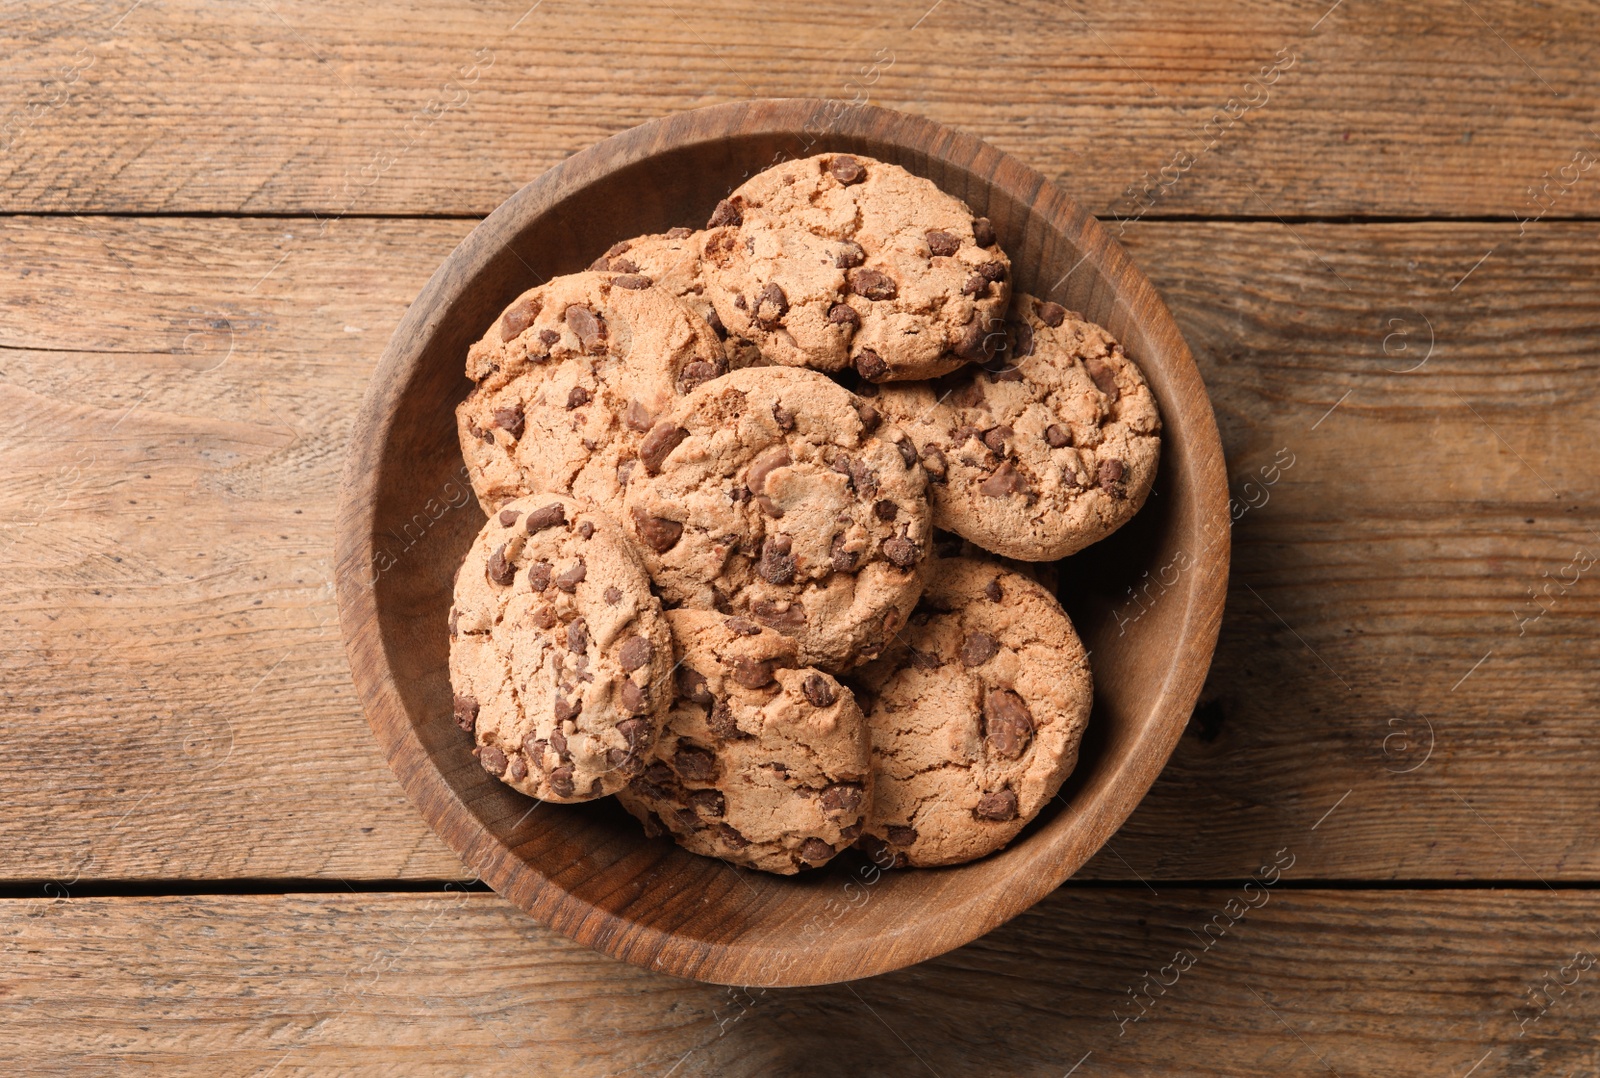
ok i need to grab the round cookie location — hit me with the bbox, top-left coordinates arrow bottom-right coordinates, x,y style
616,609 -> 872,874
851,556 -> 1092,868
456,270 -> 731,513
873,294 -> 1161,561
700,153 -> 1011,381
622,365 -> 931,672
449,494 -> 674,803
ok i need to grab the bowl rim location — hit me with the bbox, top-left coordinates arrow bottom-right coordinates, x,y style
335,98 -> 1230,985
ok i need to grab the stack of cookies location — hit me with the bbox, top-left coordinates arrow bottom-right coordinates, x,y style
448,153 -> 1160,874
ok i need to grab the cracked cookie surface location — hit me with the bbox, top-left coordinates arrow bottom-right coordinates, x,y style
616,609 -> 871,874
873,293 -> 1161,561
456,270 -> 731,513
449,494 -> 674,802
700,153 -> 1011,381
622,365 -> 930,672
850,556 -> 1092,867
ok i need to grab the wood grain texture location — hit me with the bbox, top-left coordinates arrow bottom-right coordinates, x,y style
3,213 -> 1597,884
4,888 -> 1599,1075
2,0 -> 1598,217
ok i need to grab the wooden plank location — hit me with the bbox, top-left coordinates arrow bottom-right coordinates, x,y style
1,215 -> 1597,882
3,888 -> 1598,1074
3,0 -> 1599,217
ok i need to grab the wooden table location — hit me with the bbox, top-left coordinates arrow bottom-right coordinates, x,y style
4,2 -> 1597,1073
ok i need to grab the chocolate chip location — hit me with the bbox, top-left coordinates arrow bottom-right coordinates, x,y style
674,743 -> 718,781
757,533 -> 797,585
813,308 -> 858,342
920,445 -> 947,477
507,754 -> 528,781
525,503 -> 566,532
847,268 -> 898,301
799,837 -> 835,863
730,657 -> 776,689
555,558 -> 586,592
835,240 -> 867,269
707,198 -> 743,228
830,533 -> 861,572
678,359 -> 723,394
577,520 -> 594,539
873,499 -> 898,521
953,315 -> 999,361
564,305 -> 605,352
538,328 -> 561,346
756,282 -> 789,329
548,765 -> 576,798
527,560 -> 553,592
704,305 -> 727,337
673,668 -> 712,710
606,746 -> 643,777
853,399 -> 881,435
978,261 -> 1007,283
979,461 -> 1029,498
688,789 -> 727,818
639,422 -> 689,474
479,744 -> 507,775
617,459 -> 637,486
750,599 -> 806,634
1099,459 -> 1126,490
553,694 -> 581,722
1035,299 -> 1067,327
828,155 -> 865,184
909,647 -> 942,670
448,608 -> 461,637
631,507 -> 683,553
619,677 -> 648,715
886,824 -> 918,846
625,398 -> 654,432
820,781 -> 863,814
566,385 -> 591,409
960,631 -> 1000,666
616,717 -> 650,753
733,293 -> 747,310
453,694 -> 479,732
566,618 -> 588,653
926,230 -> 961,257
854,348 -> 890,382
604,585 -> 622,605
974,788 -> 1019,821
487,544 -> 516,586
1085,357 -> 1121,401
660,226 -> 689,239
1010,319 -> 1036,359
982,425 -> 1012,455
618,636 -> 654,672
550,728 -> 569,758
746,445 -> 791,495
498,509 -> 521,527
972,217 -> 996,247
983,689 -> 1034,759
755,494 -> 784,518
718,824 -> 750,848
707,700 -> 740,739
984,578 -> 1003,602
500,298 -> 541,342
493,404 -> 526,439
724,617 -> 762,636
882,534 -> 919,568
802,675 -> 837,708
769,403 -> 797,432
1045,424 -> 1072,448
962,274 -> 989,297
613,273 -> 652,290
533,606 -> 557,630
594,240 -> 632,265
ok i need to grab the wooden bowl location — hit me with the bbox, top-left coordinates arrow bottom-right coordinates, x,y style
335,100 -> 1229,987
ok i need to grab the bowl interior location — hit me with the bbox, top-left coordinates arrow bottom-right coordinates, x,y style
339,100 -> 1227,986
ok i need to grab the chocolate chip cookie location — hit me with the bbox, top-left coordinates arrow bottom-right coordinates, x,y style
851,556 -> 1092,867
449,493 -> 674,802
622,365 -> 930,671
456,270 -> 731,513
700,153 -> 1011,381
616,609 -> 871,874
873,294 -> 1161,561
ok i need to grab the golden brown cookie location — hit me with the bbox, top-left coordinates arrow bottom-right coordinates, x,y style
851,556 -> 1092,867
448,494 -> 674,802
616,610 -> 871,874
874,294 -> 1161,561
456,270 -> 731,513
622,366 -> 930,671
700,153 -> 1011,381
